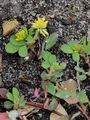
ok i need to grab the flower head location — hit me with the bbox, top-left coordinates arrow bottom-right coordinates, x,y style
15,27 -> 27,41
31,17 -> 48,29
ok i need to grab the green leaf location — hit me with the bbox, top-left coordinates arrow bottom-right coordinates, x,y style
76,75 -> 86,81
18,46 -> 28,57
5,43 -> 19,54
41,61 -> 50,69
59,62 -> 66,69
19,96 -> 26,108
41,51 -> 51,61
41,72 -> 49,80
86,70 -> 90,75
81,36 -> 86,46
55,91 -> 70,99
83,45 -> 90,55
4,101 -> 13,109
49,54 -> 57,65
42,81 -> 56,95
74,66 -> 85,73
72,52 -> 80,62
26,35 -> 35,44
48,98 -> 58,111
45,33 -> 58,50
10,35 -> 26,46
12,87 -> 19,99
12,88 -> 20,107
68,41 -> 81,52
6,92 -> 13,101
61,44 -> 73,54
77,90 -> 89,103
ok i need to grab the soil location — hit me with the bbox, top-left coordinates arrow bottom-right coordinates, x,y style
0,0 -> 90,120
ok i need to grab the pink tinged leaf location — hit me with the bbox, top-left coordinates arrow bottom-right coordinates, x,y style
0,113 -> 9,120
34,88 -> 39,98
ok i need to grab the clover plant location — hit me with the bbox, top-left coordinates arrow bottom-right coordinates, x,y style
60,40 -> 81,62
5,17 -> 48,57
4,87 -> 26,110
60,36 -> 90,62
41,51 -> 66,81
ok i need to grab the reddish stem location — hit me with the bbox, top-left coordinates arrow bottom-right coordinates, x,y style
76,104 -> 90,120
26,101 -> 62,116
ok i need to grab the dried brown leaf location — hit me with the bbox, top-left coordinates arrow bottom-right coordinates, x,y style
20,105 -> 39,116
62,79 -> 77,95
65,96 -> 79,104
55,104 -> 68,116
3,19 -> 19,36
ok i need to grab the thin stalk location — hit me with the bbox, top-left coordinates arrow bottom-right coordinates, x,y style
76,62 -> 81,91
76,104 -> 90,120
26,101 -> 62,116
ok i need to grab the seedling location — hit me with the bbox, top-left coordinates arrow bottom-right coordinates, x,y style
75,65 -> 90,81
60,36 -> 90,62
4,87 -> 26,110
41,51 -> 66,81
5,17 -> 48,57
60,40 -> 81,62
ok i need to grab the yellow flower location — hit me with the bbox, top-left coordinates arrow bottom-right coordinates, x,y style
31,17 -> 48,29
15,27 -> 27,41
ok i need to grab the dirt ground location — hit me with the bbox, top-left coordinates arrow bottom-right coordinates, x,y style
0,0 -> 90,120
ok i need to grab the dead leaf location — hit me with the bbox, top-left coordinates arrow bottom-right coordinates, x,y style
2,19 -> 19,36
62,79 -> 77,96
0,53 -> 2,72
7,110 -> 19,120
54,104 -> 68,116
65,96 -> 79,104
20,105 -> 39,116
0,88 -> 8,98
50,113 -> 69,120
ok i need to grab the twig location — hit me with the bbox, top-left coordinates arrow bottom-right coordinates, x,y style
76,104 -> 90,120
26,101 -> 62,116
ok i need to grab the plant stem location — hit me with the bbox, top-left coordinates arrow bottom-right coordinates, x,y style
76,62 -> 81,91
76,104 -> 90,120
26,101 -> 62,116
